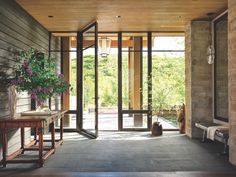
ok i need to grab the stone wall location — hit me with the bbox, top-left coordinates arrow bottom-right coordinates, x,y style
185,23 -> 192,136
228,0 -> 236,165
185,21 -> 212,138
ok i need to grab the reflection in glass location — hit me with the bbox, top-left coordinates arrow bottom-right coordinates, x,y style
215,14 -> 228,121
83,47 -> 96,133
123,113 -> 148,128
98,34 -> 118,130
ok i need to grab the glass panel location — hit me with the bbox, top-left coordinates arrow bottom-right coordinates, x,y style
122,51 -> 148,110
70,50 -> 77,110
123,113 -> 148,128
122,52 -> 129,110
51,35 -> 61,51
51,33 -> 77,51
152,36 -> 185,51
142,52 -> 148,110
80,23 -> 98,136
83,26 -> 95,50
122,33 -> 147,52
56,113 -> 76,128
215,14 -> 228,120
83,47 -> 96,133
152,52 -> 185,129
98,33 -> 118,130
121,31 -> 149,135
51,34 -> 77,129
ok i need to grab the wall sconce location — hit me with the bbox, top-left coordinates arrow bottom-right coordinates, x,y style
98,37 -> 112,58
207,45 -> 215,64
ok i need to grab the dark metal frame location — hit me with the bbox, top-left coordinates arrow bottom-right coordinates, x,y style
118,32 -> 151,131
77,31 -> 83,131
147,32 -> 152,129
49,30 -> 184,133
78,22 -> 98,138
118,32 -> 122,130
49,23 -> 98,137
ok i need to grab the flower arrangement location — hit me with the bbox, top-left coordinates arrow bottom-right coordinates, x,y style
9,48 -> 70,108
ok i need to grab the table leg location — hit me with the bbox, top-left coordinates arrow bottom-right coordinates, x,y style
50,122 -> 55,149
21,128 -> 25,154
33,128 -> 38,145
2,128 -> 7,167
60,116 -> 63,141
201,130 -> 206,142
38,127 -> 43,167
34,128 -> 37,140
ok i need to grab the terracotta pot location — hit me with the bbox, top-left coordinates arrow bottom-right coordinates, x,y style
151,122 -> 163,136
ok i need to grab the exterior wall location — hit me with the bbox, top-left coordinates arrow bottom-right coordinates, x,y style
185,23 -> 192,136
228,0 -> 236,165
185,21 -> 212,138
0,0 -> 60,160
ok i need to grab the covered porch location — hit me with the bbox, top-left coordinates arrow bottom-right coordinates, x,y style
1,0 -> 236,176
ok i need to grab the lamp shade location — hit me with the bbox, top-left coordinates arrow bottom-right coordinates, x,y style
98,37 -> 112,58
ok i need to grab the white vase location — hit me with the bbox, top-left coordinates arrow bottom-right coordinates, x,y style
36,100 -> 51,113
9,85 -> 17,118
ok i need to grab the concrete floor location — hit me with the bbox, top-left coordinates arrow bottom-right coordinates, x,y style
1,131 -> 236,176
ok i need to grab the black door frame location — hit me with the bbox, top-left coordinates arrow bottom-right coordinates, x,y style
49,30 -> 183,134
77,22 -> 98,138
49,22 -> 98,138
118,32 -> 152,131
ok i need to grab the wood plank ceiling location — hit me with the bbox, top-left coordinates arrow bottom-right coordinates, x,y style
16,0 -> 227,32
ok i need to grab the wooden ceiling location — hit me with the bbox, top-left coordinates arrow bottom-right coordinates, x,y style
16,0 -> 227,32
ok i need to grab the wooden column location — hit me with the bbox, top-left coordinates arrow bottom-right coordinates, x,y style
62,37 -> 71,127
129,37 -> 143,127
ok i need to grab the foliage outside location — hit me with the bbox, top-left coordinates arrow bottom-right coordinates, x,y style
70,52 -> 185,116
152,53 -> 185,114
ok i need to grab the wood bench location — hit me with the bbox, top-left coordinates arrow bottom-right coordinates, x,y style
195,122 -> 229,155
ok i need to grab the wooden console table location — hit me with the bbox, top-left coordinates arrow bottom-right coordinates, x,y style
0,110 -> 67,167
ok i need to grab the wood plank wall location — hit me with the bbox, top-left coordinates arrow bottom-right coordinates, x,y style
0,0 -> 60,159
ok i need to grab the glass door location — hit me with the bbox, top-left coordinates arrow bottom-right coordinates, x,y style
78,22 -> 98,138
118,32 -> 152,130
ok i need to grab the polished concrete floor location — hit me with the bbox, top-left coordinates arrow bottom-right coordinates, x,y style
1,131 -> 236,177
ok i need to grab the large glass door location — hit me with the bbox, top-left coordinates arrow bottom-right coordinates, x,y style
118,32 -> 152,130
78,22 -> 98,138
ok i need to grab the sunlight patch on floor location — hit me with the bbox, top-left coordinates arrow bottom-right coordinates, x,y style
45,131 -> 185,141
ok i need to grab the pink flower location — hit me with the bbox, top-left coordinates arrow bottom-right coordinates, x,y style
17,77 -> 23,84
37,86 -> 42,92
10,79 -> 17,85
31,93 -> 37,100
